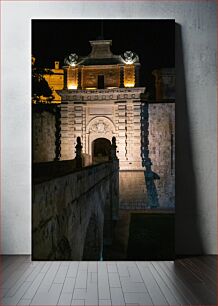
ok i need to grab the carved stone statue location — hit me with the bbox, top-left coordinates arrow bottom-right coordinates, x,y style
64,53 -> 79,66
122,51 -> 139,64
110,136 -> 118,160
75,137 -> 82,168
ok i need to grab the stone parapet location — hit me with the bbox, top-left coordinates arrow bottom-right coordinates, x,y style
32,160 -> 119,260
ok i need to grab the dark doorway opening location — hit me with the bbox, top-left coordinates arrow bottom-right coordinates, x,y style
92,138 -> 111,164
98,75 -> 105,89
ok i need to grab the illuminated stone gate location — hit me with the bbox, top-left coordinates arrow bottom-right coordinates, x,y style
58,40 -> 145,170
57,40 -> 175,209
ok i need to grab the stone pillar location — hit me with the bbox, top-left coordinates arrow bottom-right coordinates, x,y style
117,103 -> 127,165
126,103 -> 133,163
60,103 -> 73,160
77,68 -> 82,89
120,66 -> 124,88
132,102 -> 141,165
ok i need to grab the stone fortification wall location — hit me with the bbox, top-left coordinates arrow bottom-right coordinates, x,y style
148,103 -> 175,208
32,160 -> 119,260
119,171 -> 147,209
32,105 -> 59,162
119,102 -> 175,209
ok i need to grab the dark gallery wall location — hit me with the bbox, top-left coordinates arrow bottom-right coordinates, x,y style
1,1 -> 217,255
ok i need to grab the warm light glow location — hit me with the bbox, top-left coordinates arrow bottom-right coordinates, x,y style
86,87 -> 97,90
67,67 -> 78,90
43,71 -> 64,103
124,83 -> 135,88
124,65 -> 135,88
124,60 -> 134,65
68,84 -> 78,90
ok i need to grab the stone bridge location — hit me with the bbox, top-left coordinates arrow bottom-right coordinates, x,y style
32,160 -> 119,260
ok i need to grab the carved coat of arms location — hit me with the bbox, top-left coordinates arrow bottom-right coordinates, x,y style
90,120 -> 110,133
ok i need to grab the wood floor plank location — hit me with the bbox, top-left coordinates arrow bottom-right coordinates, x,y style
75,269 -> 88,289
78,262 -> 88,271
99,299 -> 112,305
67,262 -> 79,278
108,272 -> 121,288
198,255 -> 217,273
31,283 -> 63,305
120,277 -> 147,293
73,288 -> 86,300
136,262 -> 168,305
117,263 -> 130,277
175,259 -> 217,304
71,298 -> 85,305
88,262 -> 97,273
0,256 -> 217,306
107,263 -> 118,273
127,265 -> 143,282
200,255 -> 217,266
156,261 -> 196,305
2,281 -> 32,305
0,256 -> 14,272
186,256 -> 217,286
25,262 -> 46,282
2,262 -> 35,290
1,257 -> 26,282
85,282 -> 98,305
62,277 -> 76,293
22,272 -> 46,300
17,298 -> 32,305
98,263 -> 111,300
53,265 -> 69,284
147,262 -> 179,305
110,287 -> 125,305
151,262 -> 188,305
3,263 -> 38,297
36,261 -> 61,293
124,292 -> 153,305
57,292 -> 73,305
160,261 -> 201,305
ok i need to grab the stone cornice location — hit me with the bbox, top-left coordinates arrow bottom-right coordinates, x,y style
58,87 -> 145,102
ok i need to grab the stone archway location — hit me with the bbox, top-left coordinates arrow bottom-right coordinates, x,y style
86,117 -> 116,162
92,138 -> 111,164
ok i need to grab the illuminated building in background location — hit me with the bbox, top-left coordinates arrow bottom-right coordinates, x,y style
43,61 -> 64,103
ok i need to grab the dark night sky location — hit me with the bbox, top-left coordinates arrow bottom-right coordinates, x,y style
32,19 -> 174,93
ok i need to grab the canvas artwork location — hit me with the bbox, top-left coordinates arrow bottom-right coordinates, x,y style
32,20 -> 175,260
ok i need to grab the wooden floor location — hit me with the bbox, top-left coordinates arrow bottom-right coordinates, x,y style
0,256 -> 217,305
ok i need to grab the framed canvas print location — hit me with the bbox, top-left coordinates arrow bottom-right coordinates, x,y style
32,19 -> 175,260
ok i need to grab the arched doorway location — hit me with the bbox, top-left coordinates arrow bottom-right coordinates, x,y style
92,138 -> 111,164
